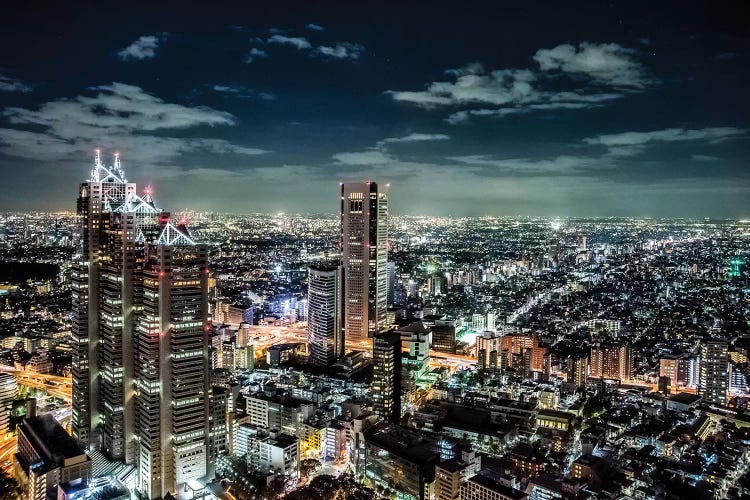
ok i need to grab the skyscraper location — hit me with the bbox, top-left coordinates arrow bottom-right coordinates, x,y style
340,182 -> 388,341
699,340 -> 728,405
135,222 -> 210,498
372,330 -> 401,423
307,264 -> 343,367
72,151 -> 137,451
72,153 -> 210,499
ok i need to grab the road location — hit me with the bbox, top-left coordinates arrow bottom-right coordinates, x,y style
244,324 -> 478,370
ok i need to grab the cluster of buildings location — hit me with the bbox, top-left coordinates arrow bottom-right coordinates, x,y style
3,153 -> 750,500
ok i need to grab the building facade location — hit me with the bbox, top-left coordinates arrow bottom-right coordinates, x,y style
699,340 -> 728,405
372,330 -> 402,423
340,182 -> 388,340
307,264 -> 343,367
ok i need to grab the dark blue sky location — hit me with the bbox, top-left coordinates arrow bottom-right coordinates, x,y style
0,1 -> 748,216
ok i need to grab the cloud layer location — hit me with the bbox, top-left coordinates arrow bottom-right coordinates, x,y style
389,43 -> 650,124
118,34 -> 165,61
0,83 -> 265,166
0,74 -> 32,93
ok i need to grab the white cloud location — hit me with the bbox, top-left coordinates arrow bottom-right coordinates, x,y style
210,84 -> 276,100
534,42 -> 650,88
451,154 -> 605,175
245,47 -> 268,63
333,149 -> 393,165
267,35 -> 311,50
334,132 -> 450,166
315,42 -> 364,60
691,154 -> 720,161
379,133 -> 450,144
0,74 -> 32,93
389,42 -> 646,123
118,34 -> 165,61
306,23 -> 325,31
0,83 -> 266,165
584,127 -> 747,148
4,83 -> 234,138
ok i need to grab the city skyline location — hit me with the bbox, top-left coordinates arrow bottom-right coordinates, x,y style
0,2 -> 749,217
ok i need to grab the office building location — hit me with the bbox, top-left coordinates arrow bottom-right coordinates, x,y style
15,414 -> 92,500
432,318 -> 459,354
699,340 -> 728,405
134,223 -> 210,498
72,151 -> 136,449
307,264 -> 343,367
372,330 -> 402,423
340,182 -> 388,340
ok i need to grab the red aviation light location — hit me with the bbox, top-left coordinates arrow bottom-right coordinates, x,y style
144,186 -> 153,195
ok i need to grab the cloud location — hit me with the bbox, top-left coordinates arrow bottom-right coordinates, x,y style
379,133 -> 450,144
389,42 -> 646,123
267,35 -> 311,50
245,47 -> 268,63
333,149 -> 393,165
265,33 -> 365,63
315,42 -> 364,60
691,154 -> 720,161
451,154 -> 606,176
0,74 -> 32,93
306,23 -> 325,32
334,132 -> 449,167
445,101 -> 607,124
4,82 -> 234,137
118,34 -> 166,61
584,127 -> 747,149
0,82 -> 266,166
533,42 -> 650,88
210,84 -> 276,100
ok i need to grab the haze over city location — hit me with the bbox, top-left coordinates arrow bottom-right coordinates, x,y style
0,3 -> 749,500
0,1 -> 749,216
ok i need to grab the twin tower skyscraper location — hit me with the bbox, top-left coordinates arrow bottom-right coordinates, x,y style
71,151 -> 210,499
307,182 -> 389,367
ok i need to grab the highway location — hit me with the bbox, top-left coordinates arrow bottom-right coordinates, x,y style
244,323 -> 477,370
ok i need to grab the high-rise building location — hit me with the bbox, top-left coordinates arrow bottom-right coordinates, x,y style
699,340 -> 728,405
135,224 -> 210,498
590,343 -> 632,382
340,182 -> 388,340
307,264 -> 343,367
71,153 -> 209,499
72,151 -> 136,449
659,354 -> 699,390
476,331 -> 502,371
72,152 -> 167,461
372,330 -> 401,423
386,261 -> 396,306
568,355 -> 589,389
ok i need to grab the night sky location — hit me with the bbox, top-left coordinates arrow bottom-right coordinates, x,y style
0,1 -> 748,217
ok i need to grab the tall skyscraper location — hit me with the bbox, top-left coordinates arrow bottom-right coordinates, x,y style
372,330 -> 401,423
699,340 -> 728,405
72,151 -> 136,451
307,264 -> 343,367
135,223 -> 210,498
340,182 -> 388,341
72,153 -> 210,499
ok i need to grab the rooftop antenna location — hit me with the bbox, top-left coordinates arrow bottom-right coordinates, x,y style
113,152 -> 124,179
91,149 -> 103,181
